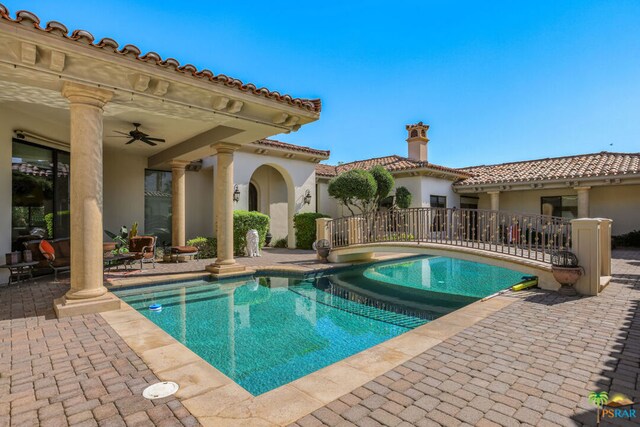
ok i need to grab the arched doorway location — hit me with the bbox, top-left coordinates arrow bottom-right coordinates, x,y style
248,182 -> 258,212
248,165 -> 293,245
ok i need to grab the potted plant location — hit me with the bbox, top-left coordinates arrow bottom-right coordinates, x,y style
551,250 -> 583,296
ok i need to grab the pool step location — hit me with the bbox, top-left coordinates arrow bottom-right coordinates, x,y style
291,282 -> 429,329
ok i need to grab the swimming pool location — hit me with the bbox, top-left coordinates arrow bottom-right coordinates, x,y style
114,256 -> 524,395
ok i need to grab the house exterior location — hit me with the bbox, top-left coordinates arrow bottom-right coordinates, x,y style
315,122 -> 640,236
0,5 -> 323,315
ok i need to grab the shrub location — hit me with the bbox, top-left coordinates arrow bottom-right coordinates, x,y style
233,210 -> 270,255
273,237 -> 288,248
612,230 -> 640,248
186,236 -> 217,259
294,213 -> 330,249
395,187 -> 412,209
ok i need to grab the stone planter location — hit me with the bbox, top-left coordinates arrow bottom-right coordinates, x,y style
317,247 -> 330,262
552,265 -> 583,296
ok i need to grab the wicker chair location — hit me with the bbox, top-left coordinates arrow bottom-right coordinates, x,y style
128,236 -> 157,269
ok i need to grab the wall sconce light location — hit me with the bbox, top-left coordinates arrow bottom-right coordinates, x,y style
233,185 -> 240,203
303,189 -> 312,205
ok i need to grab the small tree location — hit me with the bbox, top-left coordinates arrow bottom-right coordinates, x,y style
369,165 -> 394,209
328,166 -> 413,215
327,169 -> 377,215
395,186 -> 412,209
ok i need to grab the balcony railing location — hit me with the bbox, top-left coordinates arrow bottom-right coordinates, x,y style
327,208 -> 572,264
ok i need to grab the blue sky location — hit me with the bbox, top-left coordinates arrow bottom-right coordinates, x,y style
6,1 -> 640,167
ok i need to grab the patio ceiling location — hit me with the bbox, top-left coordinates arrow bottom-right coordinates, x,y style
0,6 -> 321,163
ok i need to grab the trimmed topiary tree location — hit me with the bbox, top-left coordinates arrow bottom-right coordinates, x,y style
233,210 -> 270,256
395,186 -> 412,209
327,169 -> 377,215
327,166 -> 413,215
369,165 -> 394,208
294,212 -> 330,249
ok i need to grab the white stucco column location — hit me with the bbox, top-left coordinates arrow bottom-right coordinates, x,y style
171,160 -> 189,247
207,142 -> 249,277
488,191 -> 500,211
571,218 -> 602,296
55,82 -> 120,317
575,186 -> 591,218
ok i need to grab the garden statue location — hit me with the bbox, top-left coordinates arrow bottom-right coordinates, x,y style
246,229 -> 260,257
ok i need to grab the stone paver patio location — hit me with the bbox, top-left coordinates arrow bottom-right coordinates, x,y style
1,248 -> 639,426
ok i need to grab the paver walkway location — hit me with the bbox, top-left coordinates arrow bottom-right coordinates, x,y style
0,278 -> 199,427
291,249 -> 640,427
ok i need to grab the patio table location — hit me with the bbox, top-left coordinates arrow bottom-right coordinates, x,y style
0,261 -> 39,285
103,254 -> 136,271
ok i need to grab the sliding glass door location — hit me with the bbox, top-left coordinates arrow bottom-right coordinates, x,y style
11,140 -> 70,250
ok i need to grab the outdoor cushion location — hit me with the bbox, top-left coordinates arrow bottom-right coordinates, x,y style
51,257 -> 70,268
172,246 -> 198,254
39,240 -> 56,261
55,239 -> 71,258
129,236 -> 155,253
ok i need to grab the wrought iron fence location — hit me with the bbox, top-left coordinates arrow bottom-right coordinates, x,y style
327,208 -> 572,263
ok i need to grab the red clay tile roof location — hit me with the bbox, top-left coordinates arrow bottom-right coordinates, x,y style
455,151 -> 640,186
315,155 -> 470,178
253,139 -> 330,157
0,5 -> 321,113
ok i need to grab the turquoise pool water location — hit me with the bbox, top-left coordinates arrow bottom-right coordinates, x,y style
114,256 -> 524,395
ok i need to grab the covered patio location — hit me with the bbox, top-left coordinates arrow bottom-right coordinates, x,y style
0,5 -> 320,317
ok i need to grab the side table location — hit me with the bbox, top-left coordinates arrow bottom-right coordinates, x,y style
0,261 -> 39,285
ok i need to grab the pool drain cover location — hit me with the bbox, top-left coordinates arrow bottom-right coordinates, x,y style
142,381 -> 179,399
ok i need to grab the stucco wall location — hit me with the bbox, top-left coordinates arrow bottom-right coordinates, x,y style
316,180 -> 344,218
249,165 -> 288,240
420,176 -> 459,208
103,147 -> 145,236
394,177 -> 423,208
185,167 -> 214,239
591,185 -> 640,235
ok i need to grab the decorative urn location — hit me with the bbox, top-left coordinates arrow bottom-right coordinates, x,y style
551,250 -> 583,296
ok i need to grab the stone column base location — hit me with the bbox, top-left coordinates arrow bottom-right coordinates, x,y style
54,293 -> 121,318
206,263 -> 255,279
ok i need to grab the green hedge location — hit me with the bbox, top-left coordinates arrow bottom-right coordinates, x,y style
293,213 -> 330,249
233,210 -> 270,255
186,236 -> 217,259
612,230 -> 640,248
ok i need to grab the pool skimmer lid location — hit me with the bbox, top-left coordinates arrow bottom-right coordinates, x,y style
142,382 -> 179,399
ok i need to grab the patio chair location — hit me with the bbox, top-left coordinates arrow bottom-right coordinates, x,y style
24,238 -> 71,281
129,236 -> 157,269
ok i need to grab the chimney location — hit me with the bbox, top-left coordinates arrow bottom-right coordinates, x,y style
405,121 -> 429,162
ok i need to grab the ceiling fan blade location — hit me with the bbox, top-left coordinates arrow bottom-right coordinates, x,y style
125,139 -> 136,145
144,137 -> 166,142
113,130 -> 131,136
141,138 -> 157,146
111,135 -> 132,138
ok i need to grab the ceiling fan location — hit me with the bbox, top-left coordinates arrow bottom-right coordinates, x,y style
112,123 -> 165,146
